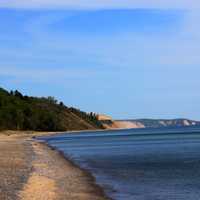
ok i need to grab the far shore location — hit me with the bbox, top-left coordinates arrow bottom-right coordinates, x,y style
0,131 -> 110,200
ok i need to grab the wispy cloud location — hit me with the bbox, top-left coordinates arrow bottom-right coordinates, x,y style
0,0 -> 200,10
0,8 -> 200,119
0,65 -> 103,83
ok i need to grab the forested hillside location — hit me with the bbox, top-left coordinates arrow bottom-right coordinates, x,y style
0,87 -> 104,131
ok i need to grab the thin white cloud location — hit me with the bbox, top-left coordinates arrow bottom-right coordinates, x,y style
0,0 -> 200,9
0,66 -> 99,82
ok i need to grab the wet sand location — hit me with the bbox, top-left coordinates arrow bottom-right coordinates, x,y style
0,132 -> 109,200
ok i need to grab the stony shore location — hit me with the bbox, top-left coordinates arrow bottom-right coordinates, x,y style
0,131 -> 109,200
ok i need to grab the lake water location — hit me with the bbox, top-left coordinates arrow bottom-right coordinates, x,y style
38,126 -> 200,200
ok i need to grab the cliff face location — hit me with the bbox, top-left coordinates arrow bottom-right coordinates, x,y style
98,115 -> 200,129
101,120 -> 145,129
127,119 -> 200,128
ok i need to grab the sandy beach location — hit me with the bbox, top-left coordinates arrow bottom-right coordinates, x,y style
0,131 -> 109,200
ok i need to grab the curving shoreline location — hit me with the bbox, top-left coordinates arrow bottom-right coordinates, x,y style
0,131 -> 110,200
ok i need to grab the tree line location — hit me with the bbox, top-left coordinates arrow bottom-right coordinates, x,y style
0,87 -> 104,131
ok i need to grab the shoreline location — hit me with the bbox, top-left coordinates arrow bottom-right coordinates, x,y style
38,139 -> 111,200
0,132 -> 111,200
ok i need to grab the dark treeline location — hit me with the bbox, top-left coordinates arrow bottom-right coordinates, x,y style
0,87 -> 104,131
69,107 -> 103,128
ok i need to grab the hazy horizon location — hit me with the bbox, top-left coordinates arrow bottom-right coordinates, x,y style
0,1 -> 200,120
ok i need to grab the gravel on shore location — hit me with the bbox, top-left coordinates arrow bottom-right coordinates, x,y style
0,132 -> 109,200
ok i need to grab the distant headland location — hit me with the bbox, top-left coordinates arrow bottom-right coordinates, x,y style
1,86 -> 199,132
97,114 -> 200,129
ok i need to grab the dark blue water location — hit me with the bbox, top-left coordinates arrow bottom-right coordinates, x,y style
38,126 -> 200,200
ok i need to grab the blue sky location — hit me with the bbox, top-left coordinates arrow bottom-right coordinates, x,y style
0,1 -> 200,120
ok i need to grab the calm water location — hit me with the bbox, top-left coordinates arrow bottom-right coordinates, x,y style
38,126 -> 200,200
